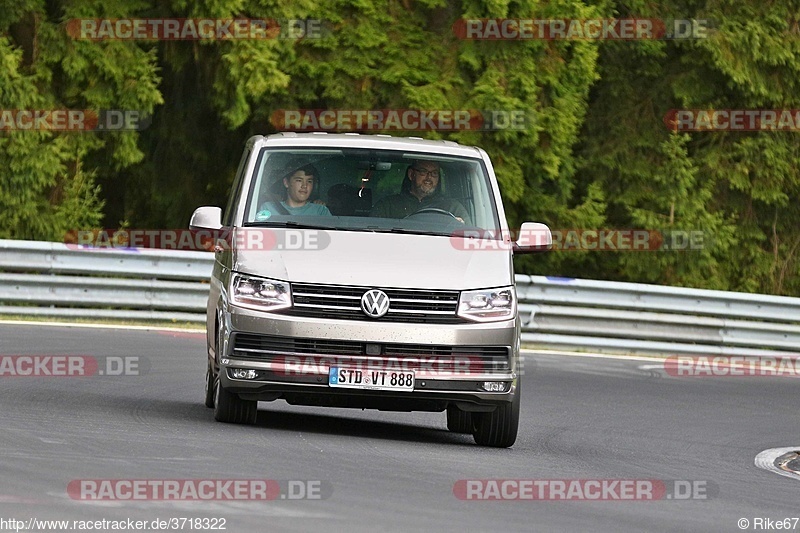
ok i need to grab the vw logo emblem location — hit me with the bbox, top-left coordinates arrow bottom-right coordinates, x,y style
361,289 -> 390,318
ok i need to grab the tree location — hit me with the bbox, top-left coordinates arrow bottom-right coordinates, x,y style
0,0 -> 162,240
574,0 -> 800,293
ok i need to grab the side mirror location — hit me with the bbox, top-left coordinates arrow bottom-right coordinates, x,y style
513,222 -> 552,254
190,206 -> 222,231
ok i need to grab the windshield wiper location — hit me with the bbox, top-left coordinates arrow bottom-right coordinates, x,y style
245,221 -> 446,236
356,226 -> 446,236
385,227 -> 445,236
243,221 -> 327,229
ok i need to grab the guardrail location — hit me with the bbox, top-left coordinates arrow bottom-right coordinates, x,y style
517,276 -> 800,356
0,240 -> 212,323
2,239 -> 799,356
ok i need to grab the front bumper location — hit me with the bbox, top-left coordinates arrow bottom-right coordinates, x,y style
217,305 -> 521,411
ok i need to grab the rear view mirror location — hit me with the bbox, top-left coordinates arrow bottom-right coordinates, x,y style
190,206 -> 222,231
513,222 -> 552,253
357,161 -> 392,171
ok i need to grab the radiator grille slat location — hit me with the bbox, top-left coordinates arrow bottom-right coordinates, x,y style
231,333 -> 511,372
286,283 -> 462,324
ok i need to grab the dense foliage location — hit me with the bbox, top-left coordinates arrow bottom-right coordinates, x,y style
1,0 -> 798,294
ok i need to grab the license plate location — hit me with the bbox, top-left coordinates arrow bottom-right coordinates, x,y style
328,366 -> 414,392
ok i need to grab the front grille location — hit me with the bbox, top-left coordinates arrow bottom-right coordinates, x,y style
286,283 -> 463,324
231,333 -> 511,372
234,333 -> 363,356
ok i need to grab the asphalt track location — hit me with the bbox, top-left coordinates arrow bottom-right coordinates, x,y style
0,322 -> 798,532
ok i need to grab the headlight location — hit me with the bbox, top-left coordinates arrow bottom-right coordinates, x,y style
230,274 -> 292,312
457,287 -> 516,322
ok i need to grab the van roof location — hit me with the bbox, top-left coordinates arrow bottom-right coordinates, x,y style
250,132 -> 484,158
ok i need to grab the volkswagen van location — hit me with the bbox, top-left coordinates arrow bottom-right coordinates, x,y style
190,133 -> 551,447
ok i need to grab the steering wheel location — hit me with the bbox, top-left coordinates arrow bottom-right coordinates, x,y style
404,207 -> 459,220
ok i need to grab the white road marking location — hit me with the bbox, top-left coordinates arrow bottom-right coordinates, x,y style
37,438 -> 66,444
0,320 -> 203,333
0,494 -> 43,503
48,491 -> 333,517
755,447 -> 800,480
522,349 -> 661,363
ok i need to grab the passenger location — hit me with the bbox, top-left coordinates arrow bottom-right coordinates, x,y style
258,164 -> 331,217
370,160 -> 467,222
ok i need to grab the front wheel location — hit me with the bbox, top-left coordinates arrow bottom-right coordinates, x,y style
204,364 -> 215,408
472,383 -> 520,448
213,376 -> 257,425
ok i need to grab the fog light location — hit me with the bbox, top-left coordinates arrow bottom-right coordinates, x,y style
231,368 -> 258,380
481,381 -> 507,392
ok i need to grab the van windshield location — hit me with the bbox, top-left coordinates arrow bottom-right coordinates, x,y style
242,148 -> 501,236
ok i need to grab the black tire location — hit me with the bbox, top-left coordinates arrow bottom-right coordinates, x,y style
472,383 -> 520,448
213,375 -> 257,424
446,405 -> 473,433
204,364 -> 215,409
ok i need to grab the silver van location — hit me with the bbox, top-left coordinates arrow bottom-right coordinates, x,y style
190,133 -> 551,447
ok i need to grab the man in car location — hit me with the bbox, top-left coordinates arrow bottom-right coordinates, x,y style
370,160 -> 468,222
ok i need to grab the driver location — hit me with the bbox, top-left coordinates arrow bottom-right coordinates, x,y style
370,160 -> 468,222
